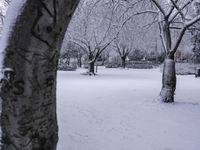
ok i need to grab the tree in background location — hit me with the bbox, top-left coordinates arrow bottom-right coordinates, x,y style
0,0 -> 10,34
67,0 -> 119,75
60,41 -> 84,67
118,0 -> 200,102
128,49 -> 145,61
0,0 -> 79,149
66,0 -> 150,74
115,41 -> 131,68
147,0 -> 200,102
191,2 -> 200,63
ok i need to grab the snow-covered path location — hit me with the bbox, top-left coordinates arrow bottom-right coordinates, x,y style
57,68 -> 200,150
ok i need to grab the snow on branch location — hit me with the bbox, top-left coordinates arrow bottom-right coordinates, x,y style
169,0 -> 194,23
171,15 -> 200,53
151,0 -> 166,16
167,0 -> 179,17
169,0 -> 185,22
185,15 -> 200,27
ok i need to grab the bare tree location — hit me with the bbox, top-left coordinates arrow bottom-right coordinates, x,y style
0,0 -> 10,31
119,0 -> 200,102
115,40 -> 131,68
0,0 -> 79,149
60,41 -> 84,67
191,2 -> 200,63
68,0 -> 129,75
0,9 -> 4,27
146,0 -> 200,102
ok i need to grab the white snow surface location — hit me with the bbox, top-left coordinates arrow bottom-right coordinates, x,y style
57,67 -> 200,150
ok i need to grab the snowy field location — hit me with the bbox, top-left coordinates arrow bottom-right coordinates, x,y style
57,67 -> 200,150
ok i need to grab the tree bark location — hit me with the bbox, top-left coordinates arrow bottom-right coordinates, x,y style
77,55 -> 82,68
89,61 -> 95,75
160,54 -> 176,103
195,68 -> 200,77
0,0 -> 79,149
121,57 -> 126,68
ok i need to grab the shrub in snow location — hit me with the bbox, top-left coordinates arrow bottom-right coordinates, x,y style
58,63 -> 77,71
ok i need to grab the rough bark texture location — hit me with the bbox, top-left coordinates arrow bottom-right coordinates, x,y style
0,0 -> 79,149
77,55 -> 82,68
121,57 -> 126,68
89,61 -> 95,75
195,68 -> 200,77
160,57 -> 176,103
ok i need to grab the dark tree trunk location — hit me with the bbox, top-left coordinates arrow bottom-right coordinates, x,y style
160,54 -> 176,103
0,0 -> 79,149
88,53 -> 95,75
89,61 -> 95,75
67,58 -> 70,65
77,55 -> 82,68
195,68 -> 200,77
121,56 -> 126,68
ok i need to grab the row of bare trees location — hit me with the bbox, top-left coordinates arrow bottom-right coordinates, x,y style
118,0 -> 200,102
63,0 -> 200,102
65,0 -> 137,74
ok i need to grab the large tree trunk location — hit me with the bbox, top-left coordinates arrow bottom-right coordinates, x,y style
89,61 -> 95,75
0,0 -> 79,149
160,54 -> 176,103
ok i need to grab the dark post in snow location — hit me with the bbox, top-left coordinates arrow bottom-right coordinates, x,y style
0,0 -> 79,149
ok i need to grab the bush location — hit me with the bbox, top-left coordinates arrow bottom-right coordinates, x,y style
105,56 -> 121,68
105,63 -> 120,68
128,49 -> 145,61
58,63 -> 77,71
175,63 -> 200,75
127,61 -> 159,69
145,52 -> 165,63
175,51 -> 194,63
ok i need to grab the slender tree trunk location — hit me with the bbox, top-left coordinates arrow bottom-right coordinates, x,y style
0,0 -> 79,149
67,58 -> 70,65
160,54 -> 176,103
89,61 -> 95,75
77,55 -> 82,68
121,56 -> 126,68
88,53 -> 95,75
195,68 -> 200,77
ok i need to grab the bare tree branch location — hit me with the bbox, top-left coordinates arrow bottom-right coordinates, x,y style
151,0 -> 166,16
167,0 -> 179,17
169,0 -> 194,23
169,0 -> 185,22
171,15 -> 200,53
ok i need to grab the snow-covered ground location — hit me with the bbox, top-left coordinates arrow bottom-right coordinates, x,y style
57,67 -> 200,150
